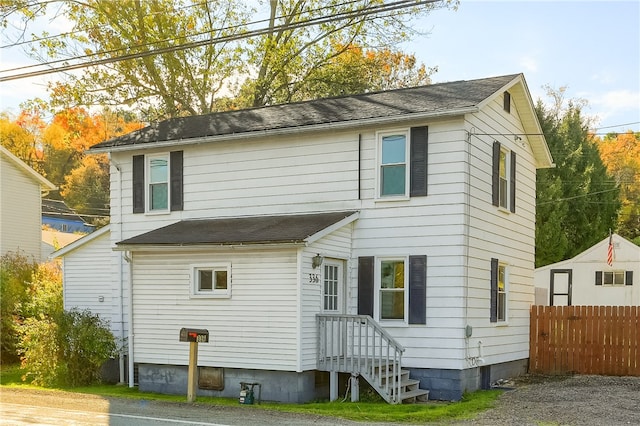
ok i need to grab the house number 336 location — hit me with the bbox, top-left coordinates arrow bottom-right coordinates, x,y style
308,274 -> 320,283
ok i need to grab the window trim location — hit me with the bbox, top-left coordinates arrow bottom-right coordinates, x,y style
490,258 -> 508,324
191,263 -> 231,298
492,141 -> 516,213
322,260 -> 343,313
596,270 -> 629,286
376,256 -> 409,324
376,129 -> 410,200
497,263 -> 507,322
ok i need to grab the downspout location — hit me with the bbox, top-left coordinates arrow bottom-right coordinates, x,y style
464,130 -> 472,363
112,157 -> 126,384
124,250 -> 134,387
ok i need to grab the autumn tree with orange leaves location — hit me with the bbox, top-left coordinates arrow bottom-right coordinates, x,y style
596,131 -> 640,244
1,109 -> 142,224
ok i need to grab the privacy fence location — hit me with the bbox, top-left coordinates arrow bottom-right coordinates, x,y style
529,305 -> 639,376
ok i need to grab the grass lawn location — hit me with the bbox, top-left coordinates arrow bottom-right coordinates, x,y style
0,364 -> 501,424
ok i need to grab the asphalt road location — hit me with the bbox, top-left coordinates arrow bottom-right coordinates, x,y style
0,388 -> 364,426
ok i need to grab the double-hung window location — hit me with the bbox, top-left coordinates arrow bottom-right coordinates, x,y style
492,141 -> 516,212
379,132 -> 409,197
379,259 -> 406,320
133,151 -> 183,214
192,263 -> 231,298
490,258 -> 508,323
148,154 -> 169,211
376,127 -> 428,199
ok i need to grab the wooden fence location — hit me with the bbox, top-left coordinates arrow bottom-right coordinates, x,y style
529,305 -> 640,376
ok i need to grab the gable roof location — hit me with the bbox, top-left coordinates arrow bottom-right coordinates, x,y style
42,199 -> 89,223
536,233 -> 640,271
51,225 -> 111,258
116,211 -> 358,249
0,145 -> 56,190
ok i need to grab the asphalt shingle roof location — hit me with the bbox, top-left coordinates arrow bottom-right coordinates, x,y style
117,211 -> 357,246
92,74 -> 519,150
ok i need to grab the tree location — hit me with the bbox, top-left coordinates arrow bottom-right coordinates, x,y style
0,111 -> 46,174
5,0 -> 455,119
596,131 -> 640,243
535,87 -> 620,267
60,154 -> 110,223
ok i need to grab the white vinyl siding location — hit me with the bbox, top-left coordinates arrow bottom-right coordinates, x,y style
132,249 -> 299,370
62,230 -> 113,323
0,154 -> 44,261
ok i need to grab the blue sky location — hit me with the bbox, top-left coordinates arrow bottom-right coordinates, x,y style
1,1 -> 638,135
404,0 -> 640,134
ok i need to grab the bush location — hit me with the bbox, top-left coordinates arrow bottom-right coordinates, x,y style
0,252 -> 38,364
20,308 -> 117,387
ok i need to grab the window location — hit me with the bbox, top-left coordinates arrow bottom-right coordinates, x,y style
148,155 -> 169,211
596,270 -> 633,286
323,263 -> 340,312
379,132 -> 408,197
133,151 -> 183,214
358,255 -> 426,325
492,141 -> 516,212
490,258 -> 508,323
503,91 -> 511,113
192,264 -> 231,298
380,259 -> 406,320
376,127 -> 428,199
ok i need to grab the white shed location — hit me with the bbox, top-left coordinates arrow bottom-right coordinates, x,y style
534,233 -> 639,306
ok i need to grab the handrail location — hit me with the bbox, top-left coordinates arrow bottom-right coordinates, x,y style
316,314 -> 405,403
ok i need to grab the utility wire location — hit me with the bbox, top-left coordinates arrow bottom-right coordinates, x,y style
0,0 -> 436,82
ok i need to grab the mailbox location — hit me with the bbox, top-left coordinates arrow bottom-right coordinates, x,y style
179,328 -> 209,343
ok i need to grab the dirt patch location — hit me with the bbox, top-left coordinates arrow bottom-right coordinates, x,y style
450,374 -> 640,426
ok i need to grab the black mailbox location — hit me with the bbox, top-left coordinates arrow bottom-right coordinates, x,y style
179,328 -> 209,343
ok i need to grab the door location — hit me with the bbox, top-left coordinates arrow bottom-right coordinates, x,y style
550,269 -> 572,306
322,260 -> 344,314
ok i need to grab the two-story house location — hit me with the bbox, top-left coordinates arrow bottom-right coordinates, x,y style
66,73 -> 553,402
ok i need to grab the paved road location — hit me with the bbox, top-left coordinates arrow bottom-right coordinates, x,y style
0,388 -> 363,426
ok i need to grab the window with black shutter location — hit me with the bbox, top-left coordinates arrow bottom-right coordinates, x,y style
131,150 -> 183,213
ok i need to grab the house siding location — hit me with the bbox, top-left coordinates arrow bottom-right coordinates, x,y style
463,94 -> 538,367
0,154 -> 43,261
131,249 -> 300,370
62,230 -> 113,320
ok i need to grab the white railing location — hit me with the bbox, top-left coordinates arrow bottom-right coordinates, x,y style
317,314 -> 405,404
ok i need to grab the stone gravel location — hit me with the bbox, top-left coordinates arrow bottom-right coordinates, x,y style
449,375 -> 640,426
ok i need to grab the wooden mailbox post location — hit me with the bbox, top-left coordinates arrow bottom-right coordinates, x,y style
179,328 -> 209,402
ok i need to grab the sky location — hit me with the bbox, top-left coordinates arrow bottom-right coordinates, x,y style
1,1 -> 639,135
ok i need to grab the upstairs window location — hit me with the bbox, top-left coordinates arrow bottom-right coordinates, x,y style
503,91 -> 511,113
380,133 -> 408,197
149,155 -> 169,211
492,141 -> 516,213
133,151 -> 183,213
377,127 -> 428,199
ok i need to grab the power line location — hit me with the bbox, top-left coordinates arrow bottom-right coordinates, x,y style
537,187 -> 620,205
0,0 -> 436,82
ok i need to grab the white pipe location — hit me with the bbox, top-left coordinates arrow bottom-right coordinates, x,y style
112,157 -> 126,385
124,251 -> 134,387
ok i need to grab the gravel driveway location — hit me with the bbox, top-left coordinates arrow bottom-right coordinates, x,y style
451,375 -> 640,426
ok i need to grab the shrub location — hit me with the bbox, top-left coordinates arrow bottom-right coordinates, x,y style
0,251 -> 38,364
20,308 -> 117,387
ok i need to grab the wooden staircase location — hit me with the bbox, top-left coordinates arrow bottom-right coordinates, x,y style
317,314 -> 429,404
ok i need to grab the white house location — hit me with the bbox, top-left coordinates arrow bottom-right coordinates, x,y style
534,233 -> 638,306
72,73 -> 553,402
1,145 -> 56,262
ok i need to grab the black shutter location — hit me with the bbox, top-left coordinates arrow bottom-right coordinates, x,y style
170,151 -> 183,211
132,155 -> 145,213
595,271 -> 603,286
408,255 -> 427,325
490,258 -> 498,323
358,257 -> 374,317
492,141 -> 500,207
626,271 -> 633,286
510,151 -> 516,213
410,126 -> 428,197
503,91 -> 511,113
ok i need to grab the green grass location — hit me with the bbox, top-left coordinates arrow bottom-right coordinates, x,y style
0,364 -> 502,423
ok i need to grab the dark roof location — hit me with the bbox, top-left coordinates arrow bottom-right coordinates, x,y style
42,199 -> 85,222
117,211 -> 358,246
92,74 -> 520,151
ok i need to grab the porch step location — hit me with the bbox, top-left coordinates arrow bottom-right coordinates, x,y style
400,388 -> 430,403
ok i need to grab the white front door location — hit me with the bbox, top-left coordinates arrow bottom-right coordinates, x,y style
322,260 -> 344,314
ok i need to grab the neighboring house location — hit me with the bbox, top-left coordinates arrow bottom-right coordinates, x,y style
42,198 -> 96,234
42,228 -> 84,260
534,233 -> 639,306
67,73 -> 553,402
1,145 -> 56,261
